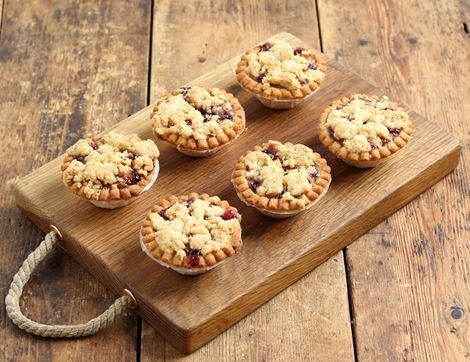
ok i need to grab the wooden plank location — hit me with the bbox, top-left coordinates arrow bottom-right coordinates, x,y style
144,1 -> 355,359
13,32 -> 460,354
318,0 -> 469,360
0,0 -> 151,360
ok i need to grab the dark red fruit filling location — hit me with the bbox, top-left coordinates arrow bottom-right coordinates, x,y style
181,86 -> 191,101
221,209 -> 237,220
328,127 -> 345,145
90,140 -> 102,150
186,248 -> 201,267
119,171 -> 141,185
256,72 -> 267,83
309,164 -> 320,179
74,155 -> 86,163
263,144 -> 281,160
159,207 -> 170,220
127,152 -> 137,160
307,62 -> 317,70
248,178 -> 261,192
258,42 -> 272,52
200,107 -> 234,122
185,119 -> 192,126
389,127 -> 402,138
217,110 -> 234,121
293,47 -> 304,55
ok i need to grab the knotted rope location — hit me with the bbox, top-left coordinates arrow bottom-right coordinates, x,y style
5,231 -> 131,337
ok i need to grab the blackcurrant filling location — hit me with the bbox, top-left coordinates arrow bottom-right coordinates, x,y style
74,155 -> 86,163
293,47 -> 304,55
119,171 -> 141,186
221,209 -> 237,220
199,106 -> 234,122
389,127 -> 402,137
256,73 -> 267,83
248,178 -> 261,192
185,247 -> 201,267
181,86 -> 191,101
258,42 -> 272,52
159,207 -> 170,220
307,62 -> 317,70
309,164 -> 320,180
90,140 -> 102,150
263,144 -> 281,160
127,152 -> 138,160
328,127 -> 345,145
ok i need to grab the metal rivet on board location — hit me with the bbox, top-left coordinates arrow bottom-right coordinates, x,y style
49,225 -> 63,243
123,289 -> 138,310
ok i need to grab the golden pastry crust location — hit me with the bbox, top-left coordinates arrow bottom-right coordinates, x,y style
151,86 -> 245,152
319,94 -> 413,167
61,131 -> 160,202
140,193 -> 243,271
231,140 -> 331,212
236,39 -> 327,100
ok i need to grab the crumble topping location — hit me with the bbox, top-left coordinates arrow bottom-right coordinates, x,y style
152,86 -> 238,142
243,141 -> 321,201
148,197 -> 240,263
246,40 -> 326,91
62,131 -> 159,199
324,94 -> 410,153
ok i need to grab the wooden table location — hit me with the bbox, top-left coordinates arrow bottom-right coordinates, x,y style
1,1 -> 468,360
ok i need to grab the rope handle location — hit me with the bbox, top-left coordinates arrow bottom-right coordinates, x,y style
5,230 -> 135,338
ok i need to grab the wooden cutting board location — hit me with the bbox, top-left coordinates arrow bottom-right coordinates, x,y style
14,32 -> 460,354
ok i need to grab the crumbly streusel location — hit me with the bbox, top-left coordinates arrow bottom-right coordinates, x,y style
324,94 -> 410,153
148,197 -> 240,261
243,141 -> 321,201
246,40 -> 326,92
62,131 -> 159,199
152,86 -> 239,142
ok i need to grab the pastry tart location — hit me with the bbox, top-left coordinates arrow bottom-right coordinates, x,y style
151,86 -> 245,156
140,193 -> 243,275
236,39 -> 327,109
319,94 -> 413,168
231,140 -> 331,218
61,131 -> 160,209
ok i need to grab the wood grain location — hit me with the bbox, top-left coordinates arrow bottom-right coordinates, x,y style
318,0 -> 469,360
145,1 -> 354,359
0,0 -> 150,360
13,32 -> 460,354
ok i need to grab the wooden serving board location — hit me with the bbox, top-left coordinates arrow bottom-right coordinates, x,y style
14,33 -> 460,354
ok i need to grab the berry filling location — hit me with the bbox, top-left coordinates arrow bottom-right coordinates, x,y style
159,207 -> 170,220
309,164 -> 320,180
256,72 -> 267,83
181,86 -> 191,101
199,106 -> 234,122
74,155 -> 86,163
186,248 -> 201,267
258,42 -> 273,52
221,209 -> 237,220
119,171 -> 141,186
90,140 -> 102,150
307,62 -> 317,70
263,144 -> 281,160
293,47 -> 304,55
389,127 -> 402,137
248,178 -> 261,192
127,152 -> 138,160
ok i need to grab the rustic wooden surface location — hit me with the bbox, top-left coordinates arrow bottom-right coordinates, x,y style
13,30 -> 460,353
0,0 -> 150,361
1,1 -> 468,361
318,0 -> 470,360
145,1 -> 355,359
